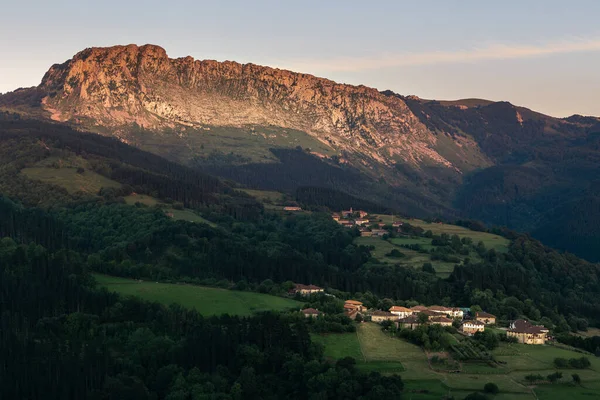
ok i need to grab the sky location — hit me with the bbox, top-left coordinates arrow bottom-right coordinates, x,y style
1,0 -> 600,117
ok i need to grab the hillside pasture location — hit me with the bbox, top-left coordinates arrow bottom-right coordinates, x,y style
355,236 -> 457,278
21,167 -> 121,194
94,274 -> 301,316
371,214 -> 510,252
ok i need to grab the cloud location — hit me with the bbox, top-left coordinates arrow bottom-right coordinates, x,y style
272,37 -> 600,72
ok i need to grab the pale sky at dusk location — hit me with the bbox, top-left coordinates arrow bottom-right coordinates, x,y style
1,0 -> 599,117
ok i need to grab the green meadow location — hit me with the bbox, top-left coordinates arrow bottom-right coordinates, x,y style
94,274 -> 301,317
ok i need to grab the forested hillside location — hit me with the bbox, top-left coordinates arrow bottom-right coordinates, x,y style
1,112 -> 600,398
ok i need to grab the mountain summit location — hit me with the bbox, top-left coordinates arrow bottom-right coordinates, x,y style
4,44 -> 488,173
2,44 -> 600,261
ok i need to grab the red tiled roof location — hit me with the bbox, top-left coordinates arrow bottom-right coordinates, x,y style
475,312 -> 496,319
390,306 -> 412,312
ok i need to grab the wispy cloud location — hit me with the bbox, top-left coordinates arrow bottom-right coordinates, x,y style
272,37 -> 600,72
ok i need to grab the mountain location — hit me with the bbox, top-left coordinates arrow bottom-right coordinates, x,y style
2,44 -> 600,260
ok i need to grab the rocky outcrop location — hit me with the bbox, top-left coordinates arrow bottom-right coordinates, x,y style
12,44 -> 490,173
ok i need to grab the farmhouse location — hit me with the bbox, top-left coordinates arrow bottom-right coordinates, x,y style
475,312 -> 496,325
301,308 -> 324,318
461,320 -> 485,335
370,229 -> 387,237
389,306 -> 412,319
392,221 -> 403,228
292,284 -> 324,296
429,316 -> 453,327
359,228 -> 373,237
410,305 -> 428,313
507,319 -> 549,345
358,210 -> 368,218
344,299 -> 365,312
283,206 -> 302,211
396,315 -> 422,330
338,220 -> 355,227
354,219 -> 369,226
331,213 -> 341,221
371,310 -> 397,323
450,308 -> 464,319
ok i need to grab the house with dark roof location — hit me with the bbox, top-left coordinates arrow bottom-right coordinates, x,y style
292,284 -> 324,296
475,311 -> 496,325
507,319 -> 549,344
429,316 -> 453,327
396,315 -> 422,330
370,310 -> 398,323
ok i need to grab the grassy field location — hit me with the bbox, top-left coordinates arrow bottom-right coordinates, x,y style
124,195 -> 216,226
312,333 -> 364,361
316,323 -> 600,399
94,274 -> 301,316
355,236 -> 458,278
21,167 -> 121,194
372,214 -> 510,252
131,125 -> 337,165
240,189 -> 287,204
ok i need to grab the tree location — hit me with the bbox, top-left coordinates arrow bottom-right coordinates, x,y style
484,382 -> 499,394
417,312 -> 429,324
421,262 -> 436,274
554,358 -> 568,368
572,374 -> 581,385
464,392 -> 488,400
547,372 -> 563,383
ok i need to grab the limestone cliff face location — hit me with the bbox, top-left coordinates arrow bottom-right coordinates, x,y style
31,44 -> 486,172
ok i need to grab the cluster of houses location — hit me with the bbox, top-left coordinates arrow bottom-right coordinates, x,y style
331,208 -> 403,237
294,283 -> 549,345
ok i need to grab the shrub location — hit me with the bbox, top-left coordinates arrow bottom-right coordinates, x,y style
484,382 -> 499,394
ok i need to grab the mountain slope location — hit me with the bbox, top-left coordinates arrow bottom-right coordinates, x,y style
2,44 -> 600,260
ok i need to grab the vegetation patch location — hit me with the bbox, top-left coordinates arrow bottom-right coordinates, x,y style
94,274 -> 301,316
21,167 -> 121,194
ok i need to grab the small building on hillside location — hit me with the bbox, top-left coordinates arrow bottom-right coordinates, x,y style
450,308 -> 464,319
344,300 -> 365,313
301,308 -> 324,318
345,308 -> 358,320
355,219 -> 369,226
338,221 -> 355,228
461,320 -> 485,335
389,306 -> 412,319
292,284 -> 324,296
358,210 -> 368,218
410,305 -> 428,313
397,315 -> 422,330
284,206 -> 302,211
428,305 -> 451,314
359,227 -> 373,237
507,319 -> 549,345
392,221 -> 403,228
371,229 -> 387,237
429,316 -> 453,327
475,312 -> 497,325
331,213 -> 341,221
371,310 -> 397,323
341,208 -> 354,217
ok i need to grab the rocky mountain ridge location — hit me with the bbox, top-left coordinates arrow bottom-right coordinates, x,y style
1,44 -> 491,175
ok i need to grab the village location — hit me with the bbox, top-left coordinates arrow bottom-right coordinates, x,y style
292,283 -> 550,345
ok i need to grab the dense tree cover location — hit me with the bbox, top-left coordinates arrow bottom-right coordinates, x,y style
0,118 -> 262,219
2,190 -> 600,330
295,186 -> 392,214
0,239 -> 404,399
556,334 -> 600,356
